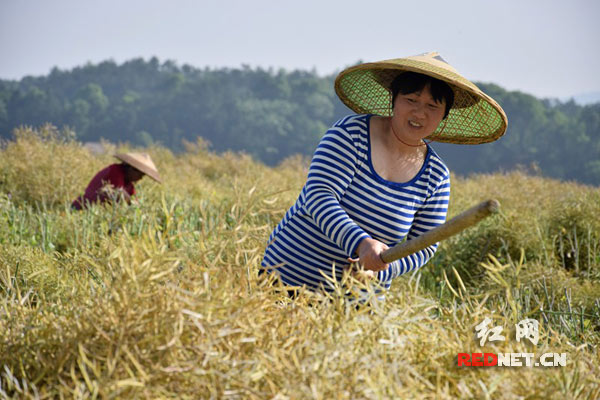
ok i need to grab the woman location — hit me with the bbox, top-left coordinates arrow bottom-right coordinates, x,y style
72,152 -> 161,210
261,52 -> 507,294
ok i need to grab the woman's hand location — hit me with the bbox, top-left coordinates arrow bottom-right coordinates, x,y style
347,237 -> 389,272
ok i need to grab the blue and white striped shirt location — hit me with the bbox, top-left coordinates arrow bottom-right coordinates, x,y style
262,114 -> 450,292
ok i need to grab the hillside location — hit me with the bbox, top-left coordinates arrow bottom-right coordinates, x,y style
1,58 -> 599,185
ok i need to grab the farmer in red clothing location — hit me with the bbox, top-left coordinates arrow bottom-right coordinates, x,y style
72,153 -> 161,210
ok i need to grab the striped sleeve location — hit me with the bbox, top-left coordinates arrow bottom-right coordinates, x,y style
302,120 -> 371,257
377,169 -> 451,282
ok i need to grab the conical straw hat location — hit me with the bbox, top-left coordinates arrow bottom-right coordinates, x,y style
114,153 -> 162,183
334,52 -> 508,144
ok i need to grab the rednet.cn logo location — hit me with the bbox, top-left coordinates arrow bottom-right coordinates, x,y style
458,317 -> 567,367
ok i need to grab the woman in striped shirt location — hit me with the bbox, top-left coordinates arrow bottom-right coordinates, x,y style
261,53 -> 507,295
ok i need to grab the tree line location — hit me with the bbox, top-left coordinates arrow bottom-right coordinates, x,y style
1,57 -> 599,185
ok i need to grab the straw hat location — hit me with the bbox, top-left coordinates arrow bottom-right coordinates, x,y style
334,52 -> 508,144
114,152 -> 162,183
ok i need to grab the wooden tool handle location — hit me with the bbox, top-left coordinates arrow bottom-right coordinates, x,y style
380,199 -> 500,264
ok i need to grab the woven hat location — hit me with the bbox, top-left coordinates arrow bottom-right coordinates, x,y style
114,153 -> 162,183
334,52 -> 508,144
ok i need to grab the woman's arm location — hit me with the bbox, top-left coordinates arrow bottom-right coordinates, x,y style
377,172 -> 451,283
302,118 -> 372,258
98,185 -> 132,204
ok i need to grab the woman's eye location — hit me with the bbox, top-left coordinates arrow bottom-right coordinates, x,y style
406,98 -> 416,103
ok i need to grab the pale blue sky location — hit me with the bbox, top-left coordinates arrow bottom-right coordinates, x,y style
1,0 -> 598,99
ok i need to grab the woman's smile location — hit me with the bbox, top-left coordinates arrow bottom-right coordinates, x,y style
391,84 -> 446,144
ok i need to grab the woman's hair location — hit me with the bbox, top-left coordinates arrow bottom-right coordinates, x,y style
390,72 -> 455,119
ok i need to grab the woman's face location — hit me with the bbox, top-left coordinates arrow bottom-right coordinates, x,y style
391,84 -> 446,143
124,165 -> 145,183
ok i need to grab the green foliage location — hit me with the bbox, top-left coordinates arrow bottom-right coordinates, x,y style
2,59 -> 599,185
0,60 -> 340,166
0,130 -> 599,398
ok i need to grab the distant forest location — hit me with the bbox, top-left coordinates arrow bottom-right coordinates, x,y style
1,57 -> 599,185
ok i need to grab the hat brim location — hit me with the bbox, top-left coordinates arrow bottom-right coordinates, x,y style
334,59 -> 508,144
114,154 -> 162,183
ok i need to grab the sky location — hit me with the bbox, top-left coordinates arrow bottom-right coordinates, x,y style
1,0 -> 599,100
